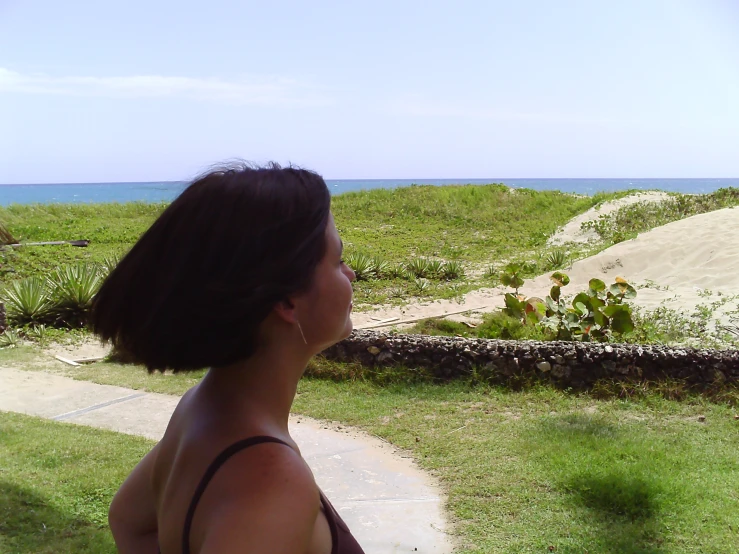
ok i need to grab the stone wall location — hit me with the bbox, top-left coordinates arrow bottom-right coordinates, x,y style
321,331 -> 739,388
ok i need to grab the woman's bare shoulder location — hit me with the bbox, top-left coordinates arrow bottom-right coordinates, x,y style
190,440 -> 321,553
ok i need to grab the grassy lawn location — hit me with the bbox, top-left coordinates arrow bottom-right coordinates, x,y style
0,410 -> 152,554
2,347 -> 739,553
1,186 -> 619,307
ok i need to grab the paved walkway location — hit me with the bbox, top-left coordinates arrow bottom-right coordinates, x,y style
0,367 -> 454,553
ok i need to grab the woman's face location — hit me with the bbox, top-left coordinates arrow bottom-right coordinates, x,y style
296,213 -> 356,349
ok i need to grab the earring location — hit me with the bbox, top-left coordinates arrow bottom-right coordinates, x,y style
296,321 -> 308,345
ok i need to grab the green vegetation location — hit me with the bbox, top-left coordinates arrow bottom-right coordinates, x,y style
1,262 -> 109,328
2,349 -> 738,553
1,185 -> 621,307
0,410 -> 152,553
581,187 -> 739,243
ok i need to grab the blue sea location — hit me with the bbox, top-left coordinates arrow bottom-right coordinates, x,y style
0,178 -> 737,206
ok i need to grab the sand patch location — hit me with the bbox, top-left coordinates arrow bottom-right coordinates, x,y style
353,207 -> 739,332
548,191 -> 672,245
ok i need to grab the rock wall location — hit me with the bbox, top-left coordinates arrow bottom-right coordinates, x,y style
321,331 -> 739,388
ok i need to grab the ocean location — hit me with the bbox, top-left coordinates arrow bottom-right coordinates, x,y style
0,178 -> 736,206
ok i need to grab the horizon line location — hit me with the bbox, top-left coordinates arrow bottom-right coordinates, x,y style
1,177 -> 738,187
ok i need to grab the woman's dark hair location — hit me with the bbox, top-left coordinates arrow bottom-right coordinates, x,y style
91,162 -> 331,372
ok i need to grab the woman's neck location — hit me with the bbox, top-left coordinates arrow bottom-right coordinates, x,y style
198,342 -> 311,436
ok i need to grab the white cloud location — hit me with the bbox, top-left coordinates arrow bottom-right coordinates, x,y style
0,67 -> 331,106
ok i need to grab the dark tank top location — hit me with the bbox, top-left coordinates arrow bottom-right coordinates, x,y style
163,435 -> 365,554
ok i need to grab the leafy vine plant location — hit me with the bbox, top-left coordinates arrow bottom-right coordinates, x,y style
499,264 -> 637,342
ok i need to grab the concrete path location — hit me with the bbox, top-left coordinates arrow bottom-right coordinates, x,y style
0,367 -> 454,553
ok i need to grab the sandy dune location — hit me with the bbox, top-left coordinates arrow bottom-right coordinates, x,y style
353,206 -> 739,331
548,191 -> 671,245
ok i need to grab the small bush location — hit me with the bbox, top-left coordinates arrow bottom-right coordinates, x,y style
345,252 -> 376,281
370,256 -> 390,279
413,278 -> 431,294
483,264 -> 498,280
544,249 -> 568,270
441,260 -> 465,280
48,264 -> 104,327
406,258 -> 431,278
2,276 -> 55,326
425,259 -> 444,278
0,328 -> 20,348
386,263 -> 410,280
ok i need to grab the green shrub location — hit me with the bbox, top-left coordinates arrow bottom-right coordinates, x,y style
2,277 -> 55,326
406,258 -> 431,278
48,264 -> 104,327
544,248 -> 568,270
499,262 -> 525,294
386,263 -> 410,280
413,278 -> 431,294
425,259 -> 444,278
0,328 -> 20,348
441,260 -> 465,280
345,252 -> 376,281
369,257 -> 390,279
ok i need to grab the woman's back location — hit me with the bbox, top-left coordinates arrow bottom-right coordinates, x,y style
152,386 -> 335,554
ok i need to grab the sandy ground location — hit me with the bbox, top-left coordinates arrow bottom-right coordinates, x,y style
354,205 -> 739,332
548,191 -> 672,245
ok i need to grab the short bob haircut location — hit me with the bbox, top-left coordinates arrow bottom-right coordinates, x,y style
91,162 -> 331,372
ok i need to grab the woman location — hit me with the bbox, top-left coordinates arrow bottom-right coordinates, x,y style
91,163 -> 364,553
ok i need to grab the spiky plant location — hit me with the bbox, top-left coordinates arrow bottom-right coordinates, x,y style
441,260 -> 465,280
425,259 -> 444,278
406,258 -> 431,278
98,253 -> 121,278
484,264 -> 498,280
387,263 -> 410,280
1,277 -> 55,325
48,264 -> 104,326
0,328 -> 20,348
413,278 -> 431,294
545,249 -> 569,270
344,252 -> 376,281
370,257 -> 390,279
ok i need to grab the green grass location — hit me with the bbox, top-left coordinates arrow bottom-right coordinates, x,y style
581,187 -> 739,243
1,186 -> 620,307
2,348 -> 739,553
0,202 -> 166,285
0,410 -> 153,554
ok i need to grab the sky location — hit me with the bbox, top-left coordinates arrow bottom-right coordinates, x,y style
1,0 -> 738,184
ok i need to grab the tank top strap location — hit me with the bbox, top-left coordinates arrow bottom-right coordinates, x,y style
181,435 -> 292,554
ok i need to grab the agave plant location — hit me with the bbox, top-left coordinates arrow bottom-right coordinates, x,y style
1,276 -> 55,325
545,249 -> 568,270
413,278 -> 431,294
386,263 -> 410,280
0,328 -> 20,348
425,259 -> 444,278
441,260 -> 465,280
27,324 -> 49,344
48,263 -> 104,326
344,252 -> 376,281
370,257 -> 390,279
406,257 -> 431,278
98,253 -> 121,278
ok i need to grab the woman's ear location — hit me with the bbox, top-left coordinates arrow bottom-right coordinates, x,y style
273,298 -> 299,324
